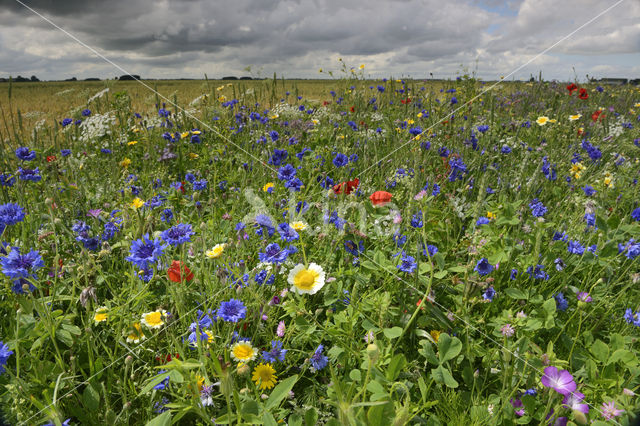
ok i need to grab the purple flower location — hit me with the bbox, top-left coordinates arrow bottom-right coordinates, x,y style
217,299 -> 246,322
483,286 -> 496,301
474,258 -> 493,276
577,292 -> 592,303
562,391 -> 589,414
161,223 -> 195,247
310,344 -> 328,371
601,401 -> 624,421
541,366 -> 577,395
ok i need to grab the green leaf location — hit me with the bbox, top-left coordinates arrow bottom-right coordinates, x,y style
55,329 -> 74,347
304,408 -> 318,426
349,369 -> 361,382
437,333 -> 462,364
145,411 -> 171,426
366,380 -> 385,395
607,349 -> 637,366
448,265 -> 467,273
262,412 -> 278,426
264,374 -> 298,410
82,384 -> 100,412
431,365 -> 458,388
242,400 -> 260,416
383,327 -> 403,339
139,371 -> 171,395
590,339 -> 609,363
542,298 -> 556,315
288,414 -> 302,426
367,402 -> 394,426
386,354 -> 406,381
504,288 -> 527,299
433,270 -> 448,279
432,252 -> 445,270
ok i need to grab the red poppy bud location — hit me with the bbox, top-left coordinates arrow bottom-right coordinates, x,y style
369,191 -> 392,206
46,155 -> 57,163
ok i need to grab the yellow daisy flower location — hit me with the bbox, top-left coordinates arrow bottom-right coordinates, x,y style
94,307 -> 108,324
180,132 -> 190,139
127,140 -> 138,146
263,182 -> 275,192
141,310 -> 166,329
569,114 -> 581,121
126,322 -> 145,343
230,341 -> 258,362
120,158 -> 132,168
130,198 -> 145,209
252,363 -> 277,390
536,116 -> 550,126
290,221 -> 307,231
288,263 -> 325,295
205,243 -> 226,259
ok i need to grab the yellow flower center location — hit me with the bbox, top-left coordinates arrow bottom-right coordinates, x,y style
145,312 -> 163,326
94,312 -> 108,322
233,343 -> 254,360
294,269 -> 318,291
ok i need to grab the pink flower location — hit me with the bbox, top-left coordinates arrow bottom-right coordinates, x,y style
276,321 -> 286,337
601,401 -> 624,420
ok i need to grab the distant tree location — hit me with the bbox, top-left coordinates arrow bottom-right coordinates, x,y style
30,75 -> 40,82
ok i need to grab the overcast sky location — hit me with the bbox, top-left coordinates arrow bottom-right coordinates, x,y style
0,0 -> 638,81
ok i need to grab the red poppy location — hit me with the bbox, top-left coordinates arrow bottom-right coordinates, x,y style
156,353 -> 180,364
323,101 -> 329,106
566,83 -> 578,94
333,178 -> 359,195
179,181 -> 186,194
46,155 -> 57,163
401,98 -> 411,104
591,110 -> 604,122
167,260 -> 194,283
578,88 -> 589,100
369,191 -> 392,206
350,106 -> 355,112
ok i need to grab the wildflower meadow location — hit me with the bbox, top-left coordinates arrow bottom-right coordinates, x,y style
1,70 -> 640,425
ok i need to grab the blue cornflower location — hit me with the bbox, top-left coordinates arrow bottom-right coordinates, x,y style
15,147 -> 36,161
217,299 -> 246,322
258,243 -> 289,264
527,264 -> 549,280
631,207 -> 640,222
501,145 -> 512,154
81,109 -> 91,117
510,269 -> 518,280
332,153 -> 349,168
0,203 -> 25,226
411,211 -> 423,228
101,148 -> 111,154
269,130 -> 279,142
277,223 -> 299,242
153,370 -> 171,390
393,233 -> 407,247
623,308 -> 634,324
269,149 -> 288,166
1,246 -> 44,281
61,118 -> 73,127
397,253 -> 417,273
554,258 -> 565,271
60,149 -> 71,157
584,213 -> 596,228
582,186 -> 596,196
529,199 -> 547,217
278,164 -> 297,181
184,173 -> 196,184
476,217 -> 490,227
0,173 -> 16,187
18,167 -> 42,182
474,258 -> 493,276
422,244 -> 438,258
126,234 -> 167,270
262,340 -> 287,363
160,208 -> 173,223
285,177 -> 303,192
477,125 -> 489,133
448,157 -> 467,182
409,127 -> 423,136
432,184 -> 440,196
344,240 -> 364,256
552,231 -> 568,242
192,179 -> 207,191
161,223 -> 195,247
567,240 -> 585,255
554,293 -> 568,311
0,341 -> 13,374
482,286 -> 496,301
146,195 -> 166,209
310,345 -> 329,371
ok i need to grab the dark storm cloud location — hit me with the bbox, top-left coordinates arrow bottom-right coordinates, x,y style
0,0 -> 637,80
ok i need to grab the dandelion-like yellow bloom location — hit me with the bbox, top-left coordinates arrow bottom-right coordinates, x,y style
127,140 -> 138,146
430,330 -> 441,343
231,341 -> 258,362
180,132 -> 190,139
487,211 -> 496,220
94,307 -> 108,324
536,116 -> 550,126
252,363 -> 277,390
205,243 -> 226,259
263,182 -> 275,192
191,130 -> 201,135
288,263 -> 325,295
290,221 -> 307,231
141,310 -> 166,329
126,322 -> 145,343
120,158 -> 132,168
189,153 -> 199,159
130,198 -> 145,209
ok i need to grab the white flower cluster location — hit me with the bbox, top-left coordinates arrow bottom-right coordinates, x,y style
78,112 -> 116,143
270,102 -> 304,119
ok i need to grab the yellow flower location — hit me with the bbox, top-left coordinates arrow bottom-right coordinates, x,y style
290,221 -> 307,231
130,198 -> 145,209
430,330 -> 441,343
191,130 -> 201,135
263,182 -> 275,192
359,64 -> 365,70
569,114 -> 581,121
269,113 -> 279,119
536,116 -> 550,126
141,310 -> 166,329
196,374 -> 205,391
288,263 -> 325,295
94,307 -> 108,324
406,119 -> 415,125
414,134 -> 421,141
570,162 -> 585,179
634,103 -> 640,108
126,322 -> 145,343
417,112 -> 423,118
231,341 -> 258,362
189,153 -> 199,159
548,119 -> 557,124
180,132 -> 190,139
318,68 -> 323,73
216,85 -> 225,91
311,119 -> 319,126
127,140 -> 138,146
206,243 -> 226,259
252,363 -> 277,390
487,211 -> 496,220
120,157 -> 132,168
